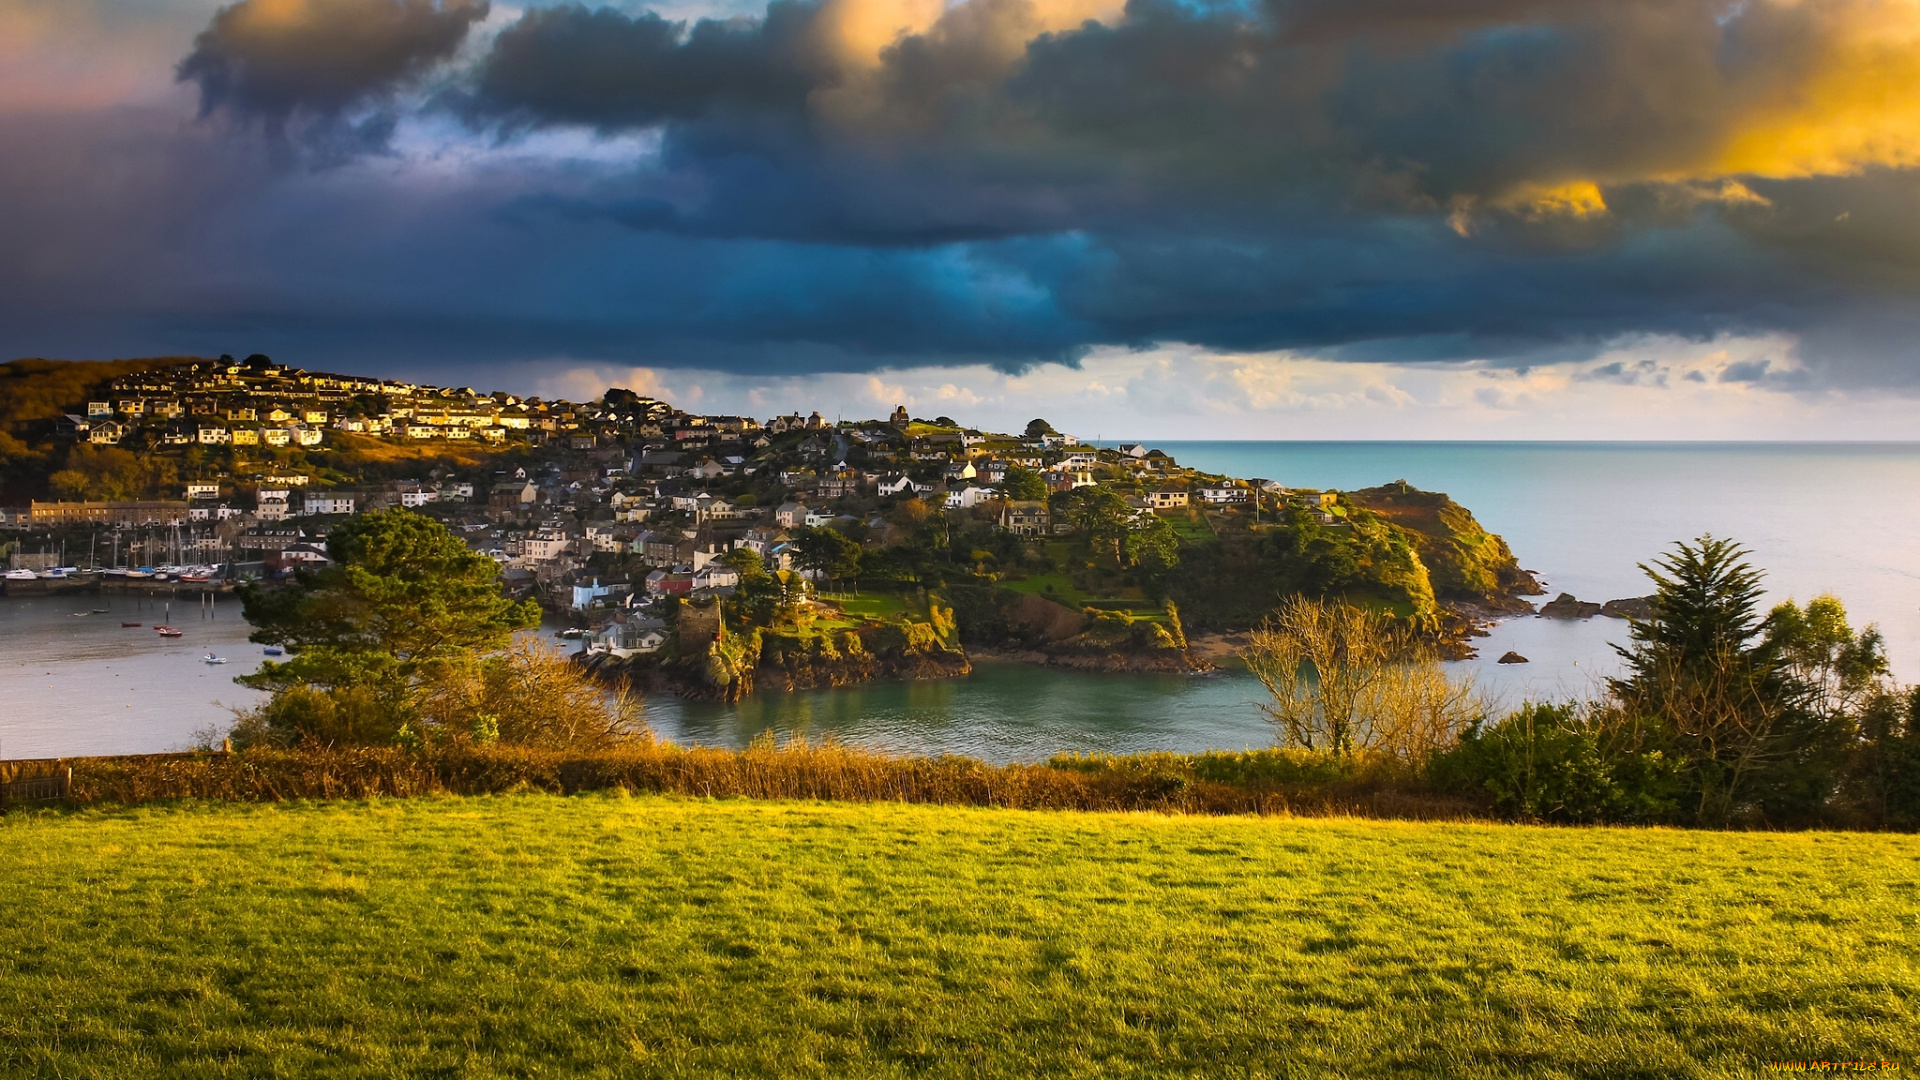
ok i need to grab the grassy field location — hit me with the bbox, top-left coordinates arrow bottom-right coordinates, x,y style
0,796 -> 1914,1078
832,594 -> 910,620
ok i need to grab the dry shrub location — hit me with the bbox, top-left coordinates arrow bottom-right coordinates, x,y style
1243,596 -> 1485,759
232,642 -> 645,752
418,642 -> 645,750
24,739 -> 1485,820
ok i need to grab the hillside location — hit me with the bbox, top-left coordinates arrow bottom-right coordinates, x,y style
1349,482 -> 1545,609
0,357 -> 203,502
0,795 -> 1911,1077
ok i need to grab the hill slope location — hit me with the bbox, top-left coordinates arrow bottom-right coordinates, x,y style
0,796 -> 1910,1077
1349,481 -> 1545,609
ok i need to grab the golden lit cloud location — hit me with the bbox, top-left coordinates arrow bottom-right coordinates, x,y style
1714,0 -> 1920,179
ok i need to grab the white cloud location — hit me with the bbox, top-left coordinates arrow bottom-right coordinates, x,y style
528,333 -> 1920,440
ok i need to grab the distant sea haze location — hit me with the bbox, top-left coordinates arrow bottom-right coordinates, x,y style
1146,441 -> 1920,680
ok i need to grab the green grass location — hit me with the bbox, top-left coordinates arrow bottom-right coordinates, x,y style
1002,572 -> 1095,607
1,796 -> 1915,1078
1165,513 -> 1214,542
832,594 -> 909,620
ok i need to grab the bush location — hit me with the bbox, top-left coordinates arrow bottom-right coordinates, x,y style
232,643 -> 644,752
871,619 -> 945,657
1432,704 -> 1684,824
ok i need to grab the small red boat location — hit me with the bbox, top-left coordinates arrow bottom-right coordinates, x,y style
155,626 -> 183,638
122,622 -> 142,628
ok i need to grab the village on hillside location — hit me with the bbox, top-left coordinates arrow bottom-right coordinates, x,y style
1,356 -> 1544,689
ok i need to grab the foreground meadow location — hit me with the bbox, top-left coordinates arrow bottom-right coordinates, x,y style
0,796 -> 1914,1078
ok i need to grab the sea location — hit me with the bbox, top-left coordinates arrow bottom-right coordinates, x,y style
5,442 -> 1918,762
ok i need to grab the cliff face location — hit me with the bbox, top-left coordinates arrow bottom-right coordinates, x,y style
1348,482 -> 1543,610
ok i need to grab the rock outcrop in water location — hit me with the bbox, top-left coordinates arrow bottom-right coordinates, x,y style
1601,596 -> 1656,620
1538,593 -> 1604,619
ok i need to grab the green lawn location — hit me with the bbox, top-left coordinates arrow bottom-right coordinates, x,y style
832,594 -> 909,620
1002,572 -> 1095,607
1,796 -> 1915,1078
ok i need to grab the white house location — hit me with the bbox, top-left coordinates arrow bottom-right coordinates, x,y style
279,543 -> 333,567
189,505 -> 243,522
946,486 -> 994,510
1197,485 -> 1249,504
877,475 -> 930,497
303,494 -> 355,516
774,501 -> 809,528
185,482 -> 221,500
399,489 -> 437,508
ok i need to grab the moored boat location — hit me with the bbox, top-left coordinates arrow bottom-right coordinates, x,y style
156,626 -> 183,637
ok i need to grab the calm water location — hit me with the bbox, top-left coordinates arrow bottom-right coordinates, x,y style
6,443 -> 1919,760
0,592 -> 268,759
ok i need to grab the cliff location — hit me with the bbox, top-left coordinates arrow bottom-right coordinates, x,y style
1347,482 -> 1544,611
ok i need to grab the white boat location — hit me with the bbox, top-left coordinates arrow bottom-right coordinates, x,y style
202,653 -> 227,664
105,568 -> 129,578
36,568 -> 68,580
3,569 -> 35,581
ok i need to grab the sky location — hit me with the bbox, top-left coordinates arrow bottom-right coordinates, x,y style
5,0 -> 1920,437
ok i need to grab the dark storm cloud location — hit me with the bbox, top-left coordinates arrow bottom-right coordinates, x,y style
178,0 -> 488,134
466,2 -> 822,130
3,0 -> 1919,389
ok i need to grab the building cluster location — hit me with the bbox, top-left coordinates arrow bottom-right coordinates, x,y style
11,361 -> 1346,626
52,355 -> 730,451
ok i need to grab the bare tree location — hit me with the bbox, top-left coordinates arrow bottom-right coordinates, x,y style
1243,596 -> 1483,758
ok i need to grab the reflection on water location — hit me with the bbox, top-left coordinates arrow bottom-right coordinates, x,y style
0,589 -> 1637,764
648,662 -> 1280,764
0,593 -> 267,759
645,619 -> 1632,764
